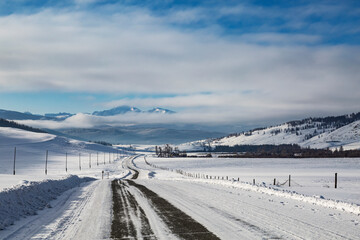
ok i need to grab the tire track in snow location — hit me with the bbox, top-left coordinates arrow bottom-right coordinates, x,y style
127,180 -> 220,240
112,157 -> 219,240
111,180 -> 155,239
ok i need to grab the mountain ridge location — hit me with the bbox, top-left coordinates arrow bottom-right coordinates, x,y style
0,106 -> 176,120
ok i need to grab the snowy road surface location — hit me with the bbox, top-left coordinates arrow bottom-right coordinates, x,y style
0,155 -> 359,239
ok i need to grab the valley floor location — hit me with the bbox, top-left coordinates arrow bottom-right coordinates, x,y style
0,155 -> 359,240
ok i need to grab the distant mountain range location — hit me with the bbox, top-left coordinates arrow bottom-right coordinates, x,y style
92,106 -> 175,116
92,106 -> 141,116
0,107 -> 225,144
0,106 -> 175,120
180,112 -> 360,151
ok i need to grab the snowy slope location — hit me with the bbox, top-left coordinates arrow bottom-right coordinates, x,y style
304,120 -> 360,150
180,118 -> 360,151
0,126 -> 123,190
0,127 -> 55,145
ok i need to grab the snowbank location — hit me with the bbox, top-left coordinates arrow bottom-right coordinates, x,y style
0,175 -> 95,230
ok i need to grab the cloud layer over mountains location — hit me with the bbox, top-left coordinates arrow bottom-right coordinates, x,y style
0,1 -> 359,125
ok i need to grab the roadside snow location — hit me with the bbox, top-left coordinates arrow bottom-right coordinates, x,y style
0,175 -> 94,230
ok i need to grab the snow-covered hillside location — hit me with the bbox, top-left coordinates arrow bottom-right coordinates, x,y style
179,114 -> 360,151
0,126 -> 124,190
304,120 -> 360,150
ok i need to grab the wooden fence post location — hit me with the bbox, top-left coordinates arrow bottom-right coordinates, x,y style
45,150 -> 48,175
89,153 -> 91,168
335,173 -> 338,189
253,179 -> 255,185
274,178 -> 276,185
13,147 -> 16,175
66,152 -> 68,173
289,175 -> 291,187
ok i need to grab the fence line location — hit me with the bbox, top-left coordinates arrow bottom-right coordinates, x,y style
3,147 -> 125,175
143,156 -> 339,189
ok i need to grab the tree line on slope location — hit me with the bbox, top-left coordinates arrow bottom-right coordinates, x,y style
216,111 -> 360,141
0,118 -> 47,133
214,144 -> 360,158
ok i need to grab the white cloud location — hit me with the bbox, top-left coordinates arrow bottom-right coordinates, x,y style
1,4 -> 360,126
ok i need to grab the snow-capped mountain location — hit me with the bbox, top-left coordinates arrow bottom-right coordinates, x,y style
147,107 -> 175,114
180,112 -> 360,151
44,112 -> 74,119
92,106 -> 141,116
0,106 -> 176,120
93,106 -> 175,116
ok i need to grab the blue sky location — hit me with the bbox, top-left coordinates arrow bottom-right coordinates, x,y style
0,0 -> 359,128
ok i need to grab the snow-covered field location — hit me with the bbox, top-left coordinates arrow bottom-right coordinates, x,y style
143,156 -> 360,206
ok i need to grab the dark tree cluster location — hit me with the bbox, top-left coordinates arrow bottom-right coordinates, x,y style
0,118 -> 47,133
214,144 -> 301,154
155,144 -> 186,158
287,112 -> 360,129
214,144 -> 360,158
90,140 -> 113,146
